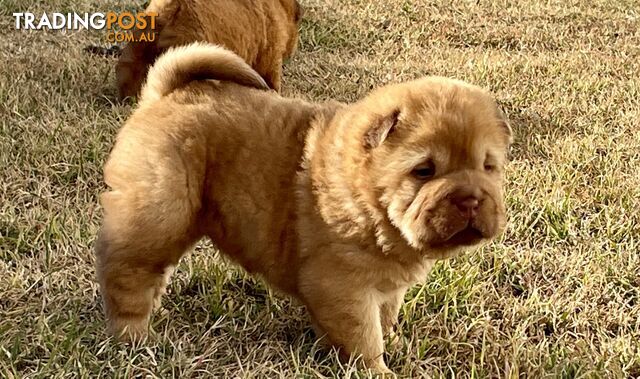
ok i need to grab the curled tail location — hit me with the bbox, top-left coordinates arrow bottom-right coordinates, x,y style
140,42 -> 270,104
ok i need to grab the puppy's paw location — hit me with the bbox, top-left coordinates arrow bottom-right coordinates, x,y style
108,316 -> 150,343
386,329 -> 402,349
369,362 -> 397,378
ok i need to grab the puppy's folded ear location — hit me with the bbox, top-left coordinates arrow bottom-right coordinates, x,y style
364,109 -> 400,149
496,106 -> 513,145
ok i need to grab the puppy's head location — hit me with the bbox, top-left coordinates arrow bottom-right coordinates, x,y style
345,77 -> 512,258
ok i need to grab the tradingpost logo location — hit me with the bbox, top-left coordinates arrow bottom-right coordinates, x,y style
12,12 -> 158,43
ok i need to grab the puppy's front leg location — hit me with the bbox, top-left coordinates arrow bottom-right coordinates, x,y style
380,288 -> 406,347
303,282 -> 390,373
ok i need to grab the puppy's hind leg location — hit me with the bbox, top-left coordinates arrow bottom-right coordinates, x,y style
255,55 -> 283,92
95,130 -> 206,340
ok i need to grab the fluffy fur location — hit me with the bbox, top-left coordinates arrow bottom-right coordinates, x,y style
96,43 -> 512,373
116,0 -> 302,99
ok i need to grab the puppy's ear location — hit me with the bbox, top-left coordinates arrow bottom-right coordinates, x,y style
364,110 -> 400,149
496,106 -> 513,145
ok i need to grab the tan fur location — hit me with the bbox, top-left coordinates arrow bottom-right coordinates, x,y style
97,43 -> 512,373
116,0 -> 302,99
139,42 -> 269,105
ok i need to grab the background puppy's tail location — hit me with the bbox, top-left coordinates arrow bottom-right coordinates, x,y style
140,42 -> 269,104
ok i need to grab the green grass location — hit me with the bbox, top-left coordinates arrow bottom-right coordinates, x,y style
1,0 -> 639,377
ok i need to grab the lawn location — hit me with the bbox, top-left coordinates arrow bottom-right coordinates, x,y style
1,0 -> 639,377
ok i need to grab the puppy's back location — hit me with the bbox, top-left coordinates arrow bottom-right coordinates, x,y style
116,0 -> 302,98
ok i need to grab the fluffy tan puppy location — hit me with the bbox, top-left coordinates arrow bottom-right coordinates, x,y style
116,0 -> 302,99
96,43 -> 512,373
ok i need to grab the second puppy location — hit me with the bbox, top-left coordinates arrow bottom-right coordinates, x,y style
97,43 -> 512,373
116,0 -> 302,98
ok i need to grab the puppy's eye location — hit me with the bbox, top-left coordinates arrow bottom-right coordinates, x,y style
412,160 -> 435,180
484,155 -> 498,172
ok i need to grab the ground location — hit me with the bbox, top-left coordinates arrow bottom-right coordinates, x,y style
0,0 -> 639,377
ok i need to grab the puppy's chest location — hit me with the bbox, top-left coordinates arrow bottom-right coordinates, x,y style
334,245 -> 435,291
373,258 -> 434,291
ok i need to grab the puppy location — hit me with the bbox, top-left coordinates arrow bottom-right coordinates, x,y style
96,43 -> 512,373
116,0 -> 302,99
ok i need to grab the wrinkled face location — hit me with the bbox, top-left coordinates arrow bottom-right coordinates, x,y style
361,79 -> 512,256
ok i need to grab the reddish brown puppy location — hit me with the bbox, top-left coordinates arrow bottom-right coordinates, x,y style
116,0 -> 302,98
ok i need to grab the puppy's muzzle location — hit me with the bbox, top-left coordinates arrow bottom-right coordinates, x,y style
449,187 -> 483,220
439,186 -> 492,246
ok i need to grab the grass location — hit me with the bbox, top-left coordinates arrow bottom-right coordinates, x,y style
0,0 -> 639,377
